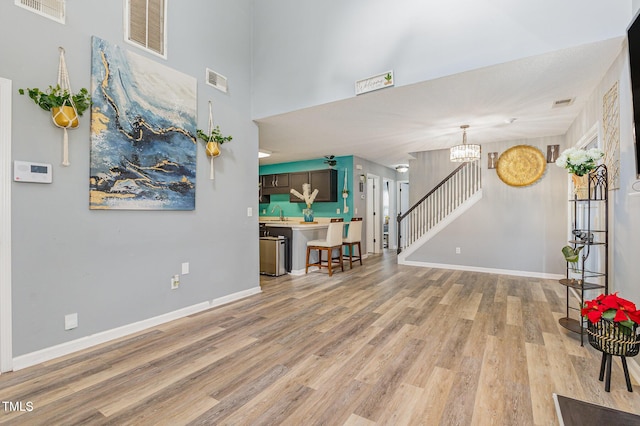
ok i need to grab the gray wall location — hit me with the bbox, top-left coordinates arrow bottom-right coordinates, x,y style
406,136 -> 567,275
566,42 -> 640,305
1,1 -> 258,356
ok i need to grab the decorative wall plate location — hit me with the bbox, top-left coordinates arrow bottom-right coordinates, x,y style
496,145 -> 546,187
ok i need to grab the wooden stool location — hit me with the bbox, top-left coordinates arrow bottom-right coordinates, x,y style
342,217 -> 363,269
305,218 -> 344,276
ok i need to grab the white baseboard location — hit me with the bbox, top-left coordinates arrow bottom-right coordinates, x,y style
12,286 -> 261,371
399,260 -> 564,280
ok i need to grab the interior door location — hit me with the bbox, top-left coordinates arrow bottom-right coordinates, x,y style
366,174 -> 381,254
0,77 -> 13,372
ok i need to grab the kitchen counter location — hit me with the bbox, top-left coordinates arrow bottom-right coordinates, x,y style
260,218 -> 331,274
259,220 -> 329,230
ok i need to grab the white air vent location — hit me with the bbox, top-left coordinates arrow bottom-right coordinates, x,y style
552,98 -> 575,108
125,0 -> 166,58
15,0 -> 65,24
206,68 -> 228,93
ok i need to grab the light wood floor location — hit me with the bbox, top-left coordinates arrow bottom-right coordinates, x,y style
1,252 -> 639,425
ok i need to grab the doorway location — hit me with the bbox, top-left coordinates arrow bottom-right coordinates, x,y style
366,174 -> 381,254
0,77 -> 12,372
382,178 -> 395,250
397,181 -> 409,251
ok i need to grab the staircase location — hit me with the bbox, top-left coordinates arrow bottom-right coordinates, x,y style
396,161 -> 482,260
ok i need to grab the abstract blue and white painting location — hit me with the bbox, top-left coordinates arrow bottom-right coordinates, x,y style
90,36 -> 197,210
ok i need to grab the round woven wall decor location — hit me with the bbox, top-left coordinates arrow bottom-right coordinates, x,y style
496,145 -> 546,187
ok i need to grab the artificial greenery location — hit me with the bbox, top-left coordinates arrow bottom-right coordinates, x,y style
19,85 -> 91,116
196,126 -> 233,145
561,245 -> 583,264
582,293 -> 640,336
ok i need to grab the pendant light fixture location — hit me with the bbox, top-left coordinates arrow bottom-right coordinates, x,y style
450,124 -> 481,162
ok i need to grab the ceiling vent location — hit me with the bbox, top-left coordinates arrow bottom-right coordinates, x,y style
206,68 -> 228,93
15,0 -> 65,24
552,98 -> 575,108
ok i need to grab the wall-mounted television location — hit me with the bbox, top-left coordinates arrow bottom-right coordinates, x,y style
627,9 -> 640,178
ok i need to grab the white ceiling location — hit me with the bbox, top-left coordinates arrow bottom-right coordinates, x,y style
256,37 -> 625,168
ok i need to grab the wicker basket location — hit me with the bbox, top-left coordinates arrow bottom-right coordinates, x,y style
587,319 -> 640,357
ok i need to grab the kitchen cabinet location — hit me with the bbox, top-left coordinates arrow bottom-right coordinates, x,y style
289,169 -> 337,203
311,169 -> 337,202
262,173 -> 290,194
289,172 -> 311,202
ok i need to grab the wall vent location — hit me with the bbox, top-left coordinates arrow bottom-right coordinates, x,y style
206,68 -> 228,93
125,0 -> 166,58
552,98 -> 575,108
15,0 -> 65,24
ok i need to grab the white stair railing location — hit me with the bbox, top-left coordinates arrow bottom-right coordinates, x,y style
397,161 -> 481,253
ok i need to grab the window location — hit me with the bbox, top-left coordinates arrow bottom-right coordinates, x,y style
125,0 -> 166,58
15,0 -> 65,24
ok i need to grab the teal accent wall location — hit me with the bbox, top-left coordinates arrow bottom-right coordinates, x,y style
259,156 -> 353,220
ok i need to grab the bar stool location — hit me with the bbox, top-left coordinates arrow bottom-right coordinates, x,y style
342,217 -> 363,268
305,218 -> 344,276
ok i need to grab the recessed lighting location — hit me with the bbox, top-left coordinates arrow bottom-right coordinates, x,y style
258,149 -> 271,158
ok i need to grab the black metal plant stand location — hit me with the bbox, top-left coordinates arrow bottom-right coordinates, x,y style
587,320 -> 640,392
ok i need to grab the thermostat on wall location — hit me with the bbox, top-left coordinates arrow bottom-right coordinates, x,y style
14,160 -> 53,183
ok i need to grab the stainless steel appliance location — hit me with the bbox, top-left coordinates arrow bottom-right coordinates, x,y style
259,236 -> 287,276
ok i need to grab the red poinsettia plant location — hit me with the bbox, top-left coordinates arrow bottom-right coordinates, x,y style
582,293 -> 640,335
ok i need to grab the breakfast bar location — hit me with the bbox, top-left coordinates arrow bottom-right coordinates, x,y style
259,219 -> 330,275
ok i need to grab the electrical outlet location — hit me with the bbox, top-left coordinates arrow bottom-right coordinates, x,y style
65,313 -> 78,330
336,208 -> 340,214
456,247 -> 461,254
247,207 -> 253,217
182,262 -> 189,274
171,275 -> 180,289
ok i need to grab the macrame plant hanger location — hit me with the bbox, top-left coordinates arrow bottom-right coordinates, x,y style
205,100 -> 221,180
343,168 -> 349,213
53,47 -> 79,166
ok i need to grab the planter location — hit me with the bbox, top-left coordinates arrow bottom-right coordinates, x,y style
571,173 -> 589,199
587,319 -> 639,392
587,319 -> 640,357
205,141 -> 221,157
303,208 -> 314,222
51,106 -> 79,128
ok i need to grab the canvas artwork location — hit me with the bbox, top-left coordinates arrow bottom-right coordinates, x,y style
89,36 -> 197,210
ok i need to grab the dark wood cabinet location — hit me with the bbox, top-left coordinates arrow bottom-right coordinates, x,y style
289,172 -> 311,202
262,173 -> 290,194
311,169 -> 337,202
289,169 -> 337,203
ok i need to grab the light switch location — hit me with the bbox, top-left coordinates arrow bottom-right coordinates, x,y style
247,207 -> 253,217
182,262 -> 189,274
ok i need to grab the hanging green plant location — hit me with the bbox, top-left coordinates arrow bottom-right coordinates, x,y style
18,85 -> 91,116
196,126 -> 233,145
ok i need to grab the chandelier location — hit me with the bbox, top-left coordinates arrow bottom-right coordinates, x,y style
450,125 -> 481,162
